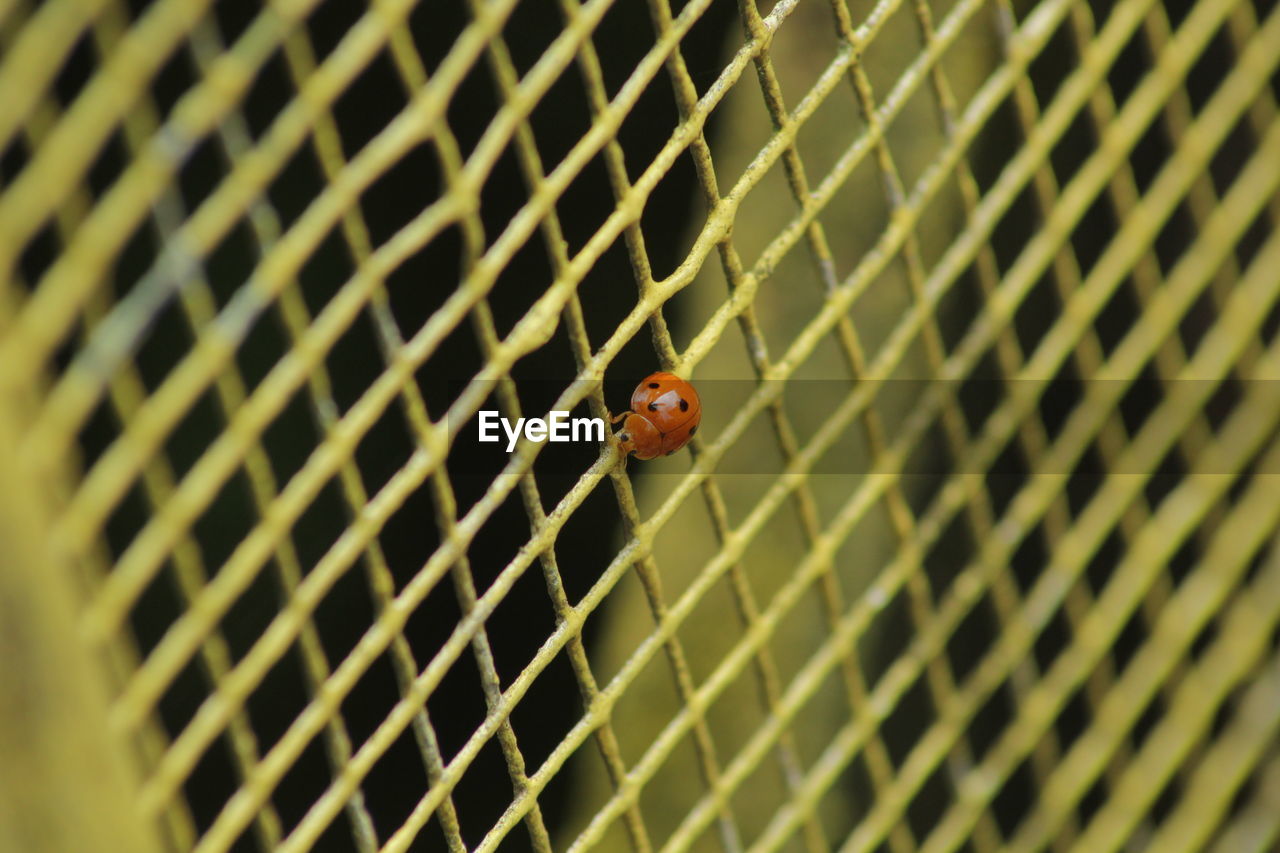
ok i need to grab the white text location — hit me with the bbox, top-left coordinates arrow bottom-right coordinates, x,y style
477,410 -> 605,452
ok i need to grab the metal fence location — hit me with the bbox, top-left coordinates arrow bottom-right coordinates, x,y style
2,0 -> 1279,851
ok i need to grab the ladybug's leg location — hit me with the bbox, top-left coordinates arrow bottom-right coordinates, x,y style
613,430 -> 635,470
609,410 -> 631,425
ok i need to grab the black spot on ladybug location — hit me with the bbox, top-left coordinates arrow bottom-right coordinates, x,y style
648,382 -> 660,388
619,432 -> 629,440
648,402 -> 658,411
689,425 -> 697,435
679,398 -> 689,412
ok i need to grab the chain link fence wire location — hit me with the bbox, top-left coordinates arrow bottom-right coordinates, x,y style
2,0 -> 1279,850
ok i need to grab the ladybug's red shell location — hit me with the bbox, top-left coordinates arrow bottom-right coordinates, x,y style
615,372 -> 701,460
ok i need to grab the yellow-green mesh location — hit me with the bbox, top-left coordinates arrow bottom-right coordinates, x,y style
1,0 -> 1278,851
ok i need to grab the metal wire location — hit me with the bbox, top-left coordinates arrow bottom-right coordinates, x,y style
2,0 -> 1279,851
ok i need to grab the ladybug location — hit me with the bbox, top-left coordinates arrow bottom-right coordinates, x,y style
612,372 -> 702,460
